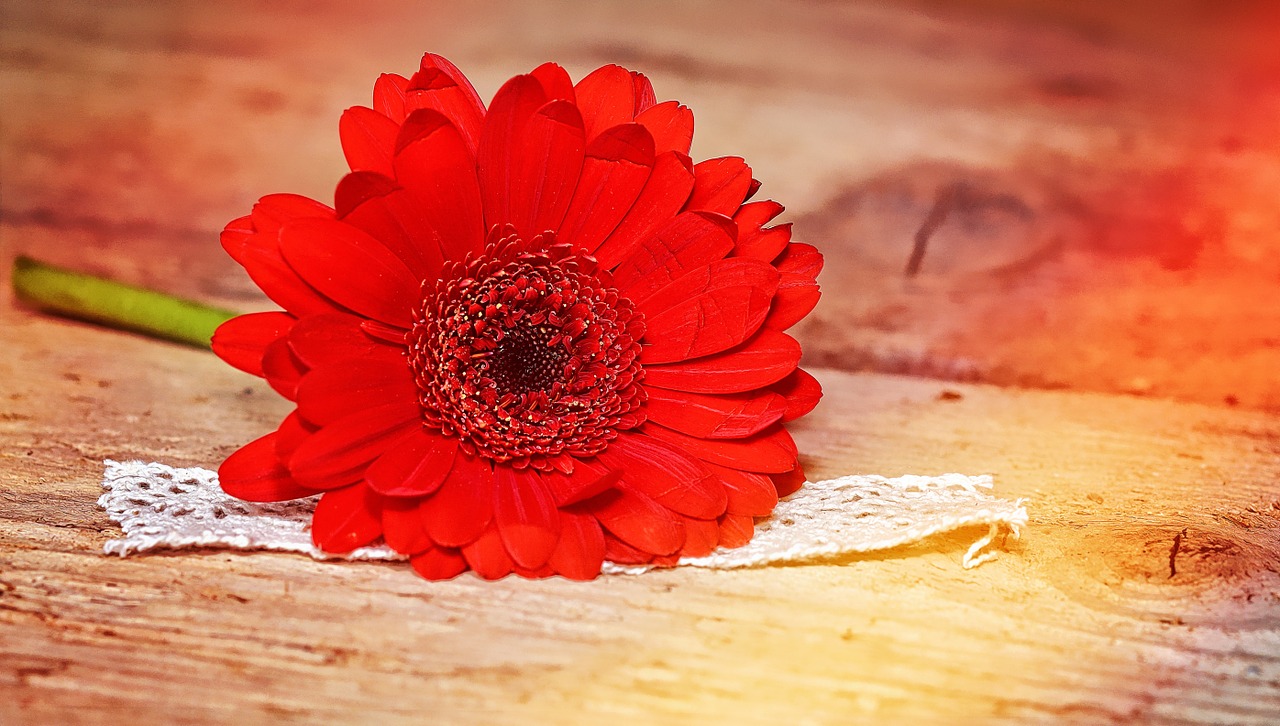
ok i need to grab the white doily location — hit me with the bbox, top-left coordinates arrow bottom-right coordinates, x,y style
98,460 -> 1028,573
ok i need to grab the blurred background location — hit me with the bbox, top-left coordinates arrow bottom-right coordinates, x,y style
3,0 -> 1279,408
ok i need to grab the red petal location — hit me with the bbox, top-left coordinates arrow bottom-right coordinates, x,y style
765,278 -> 820,332
718,513 -> 755,549
261,337 -> 306,401
639,258 -> 780,364
295,358 -> 415,426
229,241 -> 338,319
478,75 -> 548,234
461,524 -> 515,580
590,487 -> 684,556
509,100 -> 586,239
764,243 -> 823,331
219,430 -> 319,502
771,368 -> 823,422
338,106 -> 398,177
421,453 -> 494,547
732,201 -> 790,262
529,62 -> 575,102
775,241 -> 824,278
288,312 -> 402,369
392,110 -> 484,261
611,211 -> 736,304
222,197 -> 338,317
373,72 -> 410,122
541,463 -> 620,507
597,434 -> 726,519
287,402 -> 420,489
705,463 -> 778,517
513,564 -> 556,579
635,101 -> 693,155
361,319 -> 409,344
603,533 -> 653,564
631,71 -> 657,114
411,546 -> 469,580
275,411 -> 316,461
684,157 -> 753,216
279,218 -> 419,328
219,214 -> 255,254
735,200 -> 783,228
382,497 -> 433,555
643,328 -> 801,394
593,152 -> 695,265
574,64 -> 636,141
679,515 -> 720,557
364,428 -> 458,498
333,171 -> 398,219
212,312 -> 295,377
557,123 -> 656,254
396,106 -> 449,155
404,53 -> 486,154
340,187 -> 446,281
494,467 -> 561,569
744,224 -> 793,266
547,511 -> 606,580
771,463 -> 807,498
311,482 -> 383,553
644,422 -> 798,474
644,387 -> 787,440
249,194 -> 335,235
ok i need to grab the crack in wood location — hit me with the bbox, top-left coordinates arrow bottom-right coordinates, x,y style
904,183 -> 960,277
1168,527 -> 1187,579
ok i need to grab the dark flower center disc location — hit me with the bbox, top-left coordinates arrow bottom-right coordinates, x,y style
488,323 -> 568,395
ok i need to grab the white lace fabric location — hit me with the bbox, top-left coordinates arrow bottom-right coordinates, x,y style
98,460 -> 1028,573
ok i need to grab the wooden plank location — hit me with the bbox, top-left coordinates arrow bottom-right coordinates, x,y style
2,307 -> 1279,723
4,0 -> 1280,407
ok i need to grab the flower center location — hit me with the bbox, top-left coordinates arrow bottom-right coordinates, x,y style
488,323 -> 567,395
407,231 -> 646,469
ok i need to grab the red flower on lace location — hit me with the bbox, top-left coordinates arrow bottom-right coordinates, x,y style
212,54 -> 823,580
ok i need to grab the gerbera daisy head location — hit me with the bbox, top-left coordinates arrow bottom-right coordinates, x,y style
213,53 -> 824,581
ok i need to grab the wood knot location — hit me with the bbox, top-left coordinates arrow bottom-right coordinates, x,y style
1106,527 -> 1248,586
1044,523 -> 1280,628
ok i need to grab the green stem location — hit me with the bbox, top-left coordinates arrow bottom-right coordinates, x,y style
11,256 -> 238,348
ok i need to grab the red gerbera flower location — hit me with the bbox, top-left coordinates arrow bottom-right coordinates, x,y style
212,54 -> 823,581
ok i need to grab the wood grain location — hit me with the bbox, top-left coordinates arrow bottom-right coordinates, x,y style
5,0 -> 1280,406
3,0 -> 1280,723
3,303 -> 1280,724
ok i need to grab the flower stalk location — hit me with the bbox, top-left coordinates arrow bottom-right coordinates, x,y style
10,255 -> 236,348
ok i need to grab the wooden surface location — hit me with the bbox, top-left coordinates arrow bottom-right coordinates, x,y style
5,0 -> 1280,407
3,0 -> 1280,723
4,315 -> 1280,724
